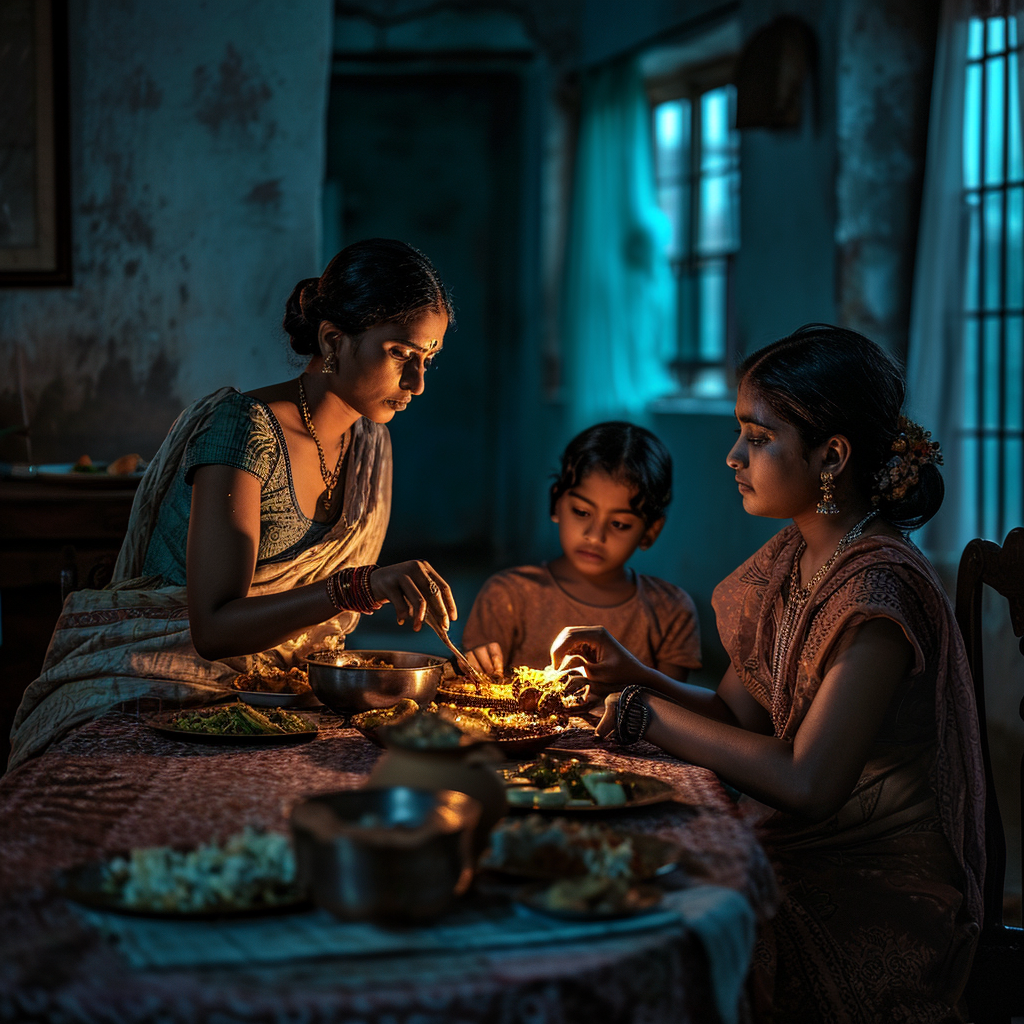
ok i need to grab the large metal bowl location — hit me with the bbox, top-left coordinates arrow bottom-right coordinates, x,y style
290,786 -> 480,921
304,649 -> 446,715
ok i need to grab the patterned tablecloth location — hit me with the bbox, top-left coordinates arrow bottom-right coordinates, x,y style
0,709 -> 778,1024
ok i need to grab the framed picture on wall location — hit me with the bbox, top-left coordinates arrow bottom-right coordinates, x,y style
0,0 -> 71,285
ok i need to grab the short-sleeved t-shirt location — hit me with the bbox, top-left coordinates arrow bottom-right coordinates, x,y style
461,564 -> 702,673
142,391 -> 339,585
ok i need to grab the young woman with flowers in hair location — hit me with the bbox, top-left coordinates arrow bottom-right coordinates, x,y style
552,324 -> 985,1023
10,239 -> 458,769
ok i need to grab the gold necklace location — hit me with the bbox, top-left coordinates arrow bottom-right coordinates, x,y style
771,510 -> 878,683
297,377 -> 349,508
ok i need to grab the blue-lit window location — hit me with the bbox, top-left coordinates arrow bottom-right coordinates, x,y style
963,15 -> 1023,540
653,84 -> 740,391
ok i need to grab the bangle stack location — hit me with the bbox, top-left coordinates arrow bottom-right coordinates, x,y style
325,565 -> 379,614
615,685 -> 652,746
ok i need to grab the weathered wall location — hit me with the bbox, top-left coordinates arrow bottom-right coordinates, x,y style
0,0 -> 333,465
836,0 -> 939,361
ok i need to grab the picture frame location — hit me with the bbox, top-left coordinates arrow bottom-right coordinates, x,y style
0,0 -> 71,285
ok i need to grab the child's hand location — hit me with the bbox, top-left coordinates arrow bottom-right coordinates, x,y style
549,626 -> 647,696
594,692 -> 621,739
467,642 -> 504,677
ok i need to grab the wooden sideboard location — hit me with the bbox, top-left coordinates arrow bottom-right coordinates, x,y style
0,474 -> 140,765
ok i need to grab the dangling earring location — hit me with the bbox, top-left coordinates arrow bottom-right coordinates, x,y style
321,350 -> 337,375
817,471 -> 839,515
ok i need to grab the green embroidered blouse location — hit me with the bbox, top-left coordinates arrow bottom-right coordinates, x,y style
142,390 -> 339,585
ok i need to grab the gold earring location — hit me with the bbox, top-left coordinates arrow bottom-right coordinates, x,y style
321,350 -> 336,374
817,471 -> 839,515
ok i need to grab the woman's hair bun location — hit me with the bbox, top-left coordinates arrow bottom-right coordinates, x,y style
281,239 -> 453,359
282,277 -> 321,355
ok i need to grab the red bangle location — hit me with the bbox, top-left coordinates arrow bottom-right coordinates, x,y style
325,565 -> 379,614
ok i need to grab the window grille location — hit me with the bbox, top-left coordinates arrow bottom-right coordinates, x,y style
652,83 -> 740,394
963,15 -> 1024,540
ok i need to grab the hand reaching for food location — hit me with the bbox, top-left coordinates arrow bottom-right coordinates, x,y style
549,626 -> 649,697
467,641 -> 504,677
369,560 -> 458,631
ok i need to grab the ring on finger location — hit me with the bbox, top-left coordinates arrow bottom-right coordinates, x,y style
428,580 -> 440,596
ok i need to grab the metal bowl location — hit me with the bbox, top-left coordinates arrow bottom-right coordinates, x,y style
304,649 -> 446,715
290,786 -> 481,921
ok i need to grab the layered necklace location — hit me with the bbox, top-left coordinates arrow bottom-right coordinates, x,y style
297,377 -> 349,510
770,509 -> 878,682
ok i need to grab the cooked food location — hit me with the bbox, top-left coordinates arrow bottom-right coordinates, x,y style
349,698 -> 421,732
482,816 -> 642,880
71,454 -> 102,473
107,453 -> 143,475
436,703 -> 569,741
98,827 -> 297,912
231,665 -> 311,695
383,709 -> 467,749
335,653 -> 396,669
534,875 -> 633,913
441,665 -> 585,715
501,754 -> 635,809
171,701 -> 314,736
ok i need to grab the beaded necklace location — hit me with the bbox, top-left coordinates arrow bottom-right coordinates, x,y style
297,377 -> 349,509
770,510 -> 878,682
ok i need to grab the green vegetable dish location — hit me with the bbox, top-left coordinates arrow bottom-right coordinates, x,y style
500,753 -> 675,811
171,701 -> 314,736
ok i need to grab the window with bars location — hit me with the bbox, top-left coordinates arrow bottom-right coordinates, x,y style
963,14 -> 1023,541
652,81 -> 740,396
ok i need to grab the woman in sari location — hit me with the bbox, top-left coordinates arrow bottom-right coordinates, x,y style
552,325 -> 985,1023
9,238 -> 458,771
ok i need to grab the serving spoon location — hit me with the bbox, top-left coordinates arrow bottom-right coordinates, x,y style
423,608 -> 493,687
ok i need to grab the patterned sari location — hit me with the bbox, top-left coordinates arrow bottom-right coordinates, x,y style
712,527 -> 985,1024
7,388 -> 392,772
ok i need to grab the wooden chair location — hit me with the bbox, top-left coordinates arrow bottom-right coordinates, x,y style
954,528 -> 1024,1024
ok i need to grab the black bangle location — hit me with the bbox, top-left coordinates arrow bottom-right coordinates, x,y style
615,685 -> 651,745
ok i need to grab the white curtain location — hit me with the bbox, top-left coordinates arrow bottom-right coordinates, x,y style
907,0 -> 971,566
907,0 -> 1024,564
560,57 -> 676,436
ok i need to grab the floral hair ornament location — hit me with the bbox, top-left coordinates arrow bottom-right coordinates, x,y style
872,415 -> 943,504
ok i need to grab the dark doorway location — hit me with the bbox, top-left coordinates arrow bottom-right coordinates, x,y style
325,71 -> 523,561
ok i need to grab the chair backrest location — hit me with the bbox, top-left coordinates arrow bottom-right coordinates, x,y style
954,527 -> 1024,930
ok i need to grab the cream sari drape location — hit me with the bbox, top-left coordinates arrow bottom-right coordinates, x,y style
7,388 -> 392,772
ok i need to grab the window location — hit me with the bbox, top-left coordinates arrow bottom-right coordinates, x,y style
962,14 -> 1023,540
652,80 -> 740,396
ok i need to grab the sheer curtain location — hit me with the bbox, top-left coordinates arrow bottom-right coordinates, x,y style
560,57 -> 676,436
908,0 -> 1024,564
907,0 -> 971,566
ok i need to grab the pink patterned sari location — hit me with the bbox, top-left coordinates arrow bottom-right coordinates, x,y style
712,527 -> 985,1024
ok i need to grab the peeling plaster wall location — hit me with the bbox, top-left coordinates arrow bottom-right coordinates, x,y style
0,0 -> 333,464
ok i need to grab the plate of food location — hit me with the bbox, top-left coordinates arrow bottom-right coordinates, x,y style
57,827 -> 307,918
148,701 -> 318,743
515,877 -> 664,920
499,752 -> 677,811
229,665 -> 321,708
350,701 -> 472,749
434,704 -> 574,757
438,664 -> 589,716
35,454 -> 147,483
480,815 -> 680,881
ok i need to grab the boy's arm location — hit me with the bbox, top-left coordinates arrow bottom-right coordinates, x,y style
461,576 -> 518,675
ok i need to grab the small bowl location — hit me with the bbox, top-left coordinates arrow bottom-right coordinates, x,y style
290,786 -> 481,922
304,649 -> 446,715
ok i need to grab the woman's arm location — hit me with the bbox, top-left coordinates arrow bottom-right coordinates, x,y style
186,465 -> 457,660
602,617 -> 914,820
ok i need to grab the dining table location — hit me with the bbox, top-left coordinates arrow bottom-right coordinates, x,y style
0,705 -> 779,1024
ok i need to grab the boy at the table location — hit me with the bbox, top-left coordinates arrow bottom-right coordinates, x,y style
462,421 -> 701,680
